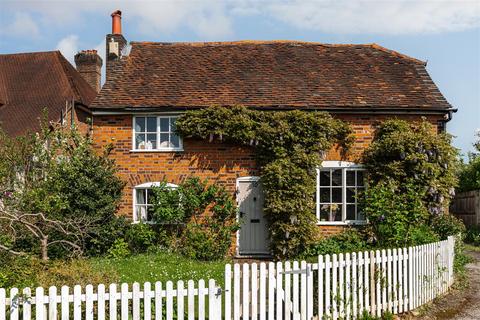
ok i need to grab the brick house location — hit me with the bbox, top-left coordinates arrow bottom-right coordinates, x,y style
0,50 -> 101,136
89,11 -> 455,256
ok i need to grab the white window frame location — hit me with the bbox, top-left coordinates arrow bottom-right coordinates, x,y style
133,182 -> 178,223
316,161 -> 367,226
132,115 -> 183,152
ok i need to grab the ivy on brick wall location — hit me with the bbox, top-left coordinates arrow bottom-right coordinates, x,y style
175,106 -> 353,259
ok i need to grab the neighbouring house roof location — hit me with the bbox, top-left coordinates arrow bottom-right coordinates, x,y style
91,40 -> 452,112
0,51 -> 96,136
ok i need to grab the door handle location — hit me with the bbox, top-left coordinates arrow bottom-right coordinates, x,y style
250,219 -> 260,223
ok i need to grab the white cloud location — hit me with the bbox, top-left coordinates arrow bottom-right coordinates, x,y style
55,35 -> 79,63
1,0 -> 479,37
1,12 -> 39,37
263,0 -> 480,35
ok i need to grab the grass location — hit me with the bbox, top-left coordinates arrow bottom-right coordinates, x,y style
464,243 -> 480,252
89,251 -> 230,286
0,251 -> 231,290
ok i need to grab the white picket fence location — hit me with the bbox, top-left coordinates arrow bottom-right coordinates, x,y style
0,237 -> 455,320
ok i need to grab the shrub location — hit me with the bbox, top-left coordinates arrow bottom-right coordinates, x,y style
151,177 -> 239,260
85,217 -> 129,256
125,223 -> 157,253
362,180 -> 430,247
107,239 -> 131,259
458,155 -> 480,192
301,229 -> 371,257
465,226 -> 480,246
430,214 -> 466,240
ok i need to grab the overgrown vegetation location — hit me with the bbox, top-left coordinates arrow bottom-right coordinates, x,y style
0,121 -> 124,260
176,106 -> 353,258
362,119 -> 459,247
151,177 -> 239,261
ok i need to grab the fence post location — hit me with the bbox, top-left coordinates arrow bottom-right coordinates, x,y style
35,287 -> 45,320
224,264 -> 232,320
0,288 -> 5,320
408,246 -> 413,311
208,279 -> 221,320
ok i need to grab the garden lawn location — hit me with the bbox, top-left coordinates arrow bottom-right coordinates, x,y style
89,251 -> 230,287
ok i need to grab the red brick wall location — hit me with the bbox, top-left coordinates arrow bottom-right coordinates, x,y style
92,115 -> 258,217
92,113 -> 445,235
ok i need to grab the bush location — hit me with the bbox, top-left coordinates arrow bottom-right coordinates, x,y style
409,224 -> 440,245
465,226 -> 480,246
125,223 -> 157,253
85,217 -> 129,256
458,155 -> 480,192
151,177 -> 239,260
430,214 -> 466,240
301,229 -> 371,257
107,239 -> 131,259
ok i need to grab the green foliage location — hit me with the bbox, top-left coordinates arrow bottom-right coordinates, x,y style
301,229 -> 371,257
125,223 -> 158,253
430,214 -> 466,240
0,119 -> 124,260
176,106 -> 353,258
363,119 -> 459,247
363,119 -> 458,216
85,217 -> 129,257
108,239 -> 131,259
457,155 -> 480,192
362,180 -> 430,247
151,177 -> 239,260
465,226 -> 480,246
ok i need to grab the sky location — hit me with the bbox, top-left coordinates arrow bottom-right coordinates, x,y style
0,0 -> 479,156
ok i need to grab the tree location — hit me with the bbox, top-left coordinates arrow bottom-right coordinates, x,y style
0,121 -> 124,260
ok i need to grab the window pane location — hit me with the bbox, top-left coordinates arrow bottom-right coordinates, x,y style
346,187 -> 356,203
135,205 -> 146,222
332,187 -> 342,203
136,189 -> 146,204
146,189 -> 154,205
159,133 -> 170,148
135,133 -> 146,149
320,205 -> 330,221
146,134 -> 157,150
320,188 -> 330,203
357,171 -> 365,186
346,205 -> 356,220
320,170 -> 330,186
346,170 -> 355,186
170,117 -> 177,131
160,118 -> 170,132
332,169 -> 342,186
146,206 -> 154,222
147,117 -> 157,132
170,133 -> 180,148
135,117 -> 145,132
331,204 -> 342,221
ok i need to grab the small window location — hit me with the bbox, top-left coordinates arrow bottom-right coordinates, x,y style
133,182 -> 178,223
133,116 -> 182,151
316,161 -> 366,224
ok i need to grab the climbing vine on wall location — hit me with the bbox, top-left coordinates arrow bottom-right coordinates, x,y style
175,106 -> 353,259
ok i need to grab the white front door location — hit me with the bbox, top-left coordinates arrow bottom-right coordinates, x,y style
237,177 -> 269,255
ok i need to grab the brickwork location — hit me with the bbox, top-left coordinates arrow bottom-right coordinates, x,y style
92,113 -> 445,238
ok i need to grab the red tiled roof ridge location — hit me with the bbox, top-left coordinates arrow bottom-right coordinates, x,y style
129,40 -> 425,64
0,50 -> 61,57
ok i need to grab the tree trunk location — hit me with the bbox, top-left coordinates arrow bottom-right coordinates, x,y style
40,236 -> 49,260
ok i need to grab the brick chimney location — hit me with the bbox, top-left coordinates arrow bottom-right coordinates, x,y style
106,10 -> 127,80
74,50 -> 103,93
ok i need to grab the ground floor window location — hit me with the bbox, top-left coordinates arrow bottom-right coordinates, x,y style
316,161 -> 366,224
133,182 -> 178,223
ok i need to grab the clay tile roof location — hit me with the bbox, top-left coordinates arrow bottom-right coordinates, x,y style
91,40 -> 451,111
0,51 -> 96,136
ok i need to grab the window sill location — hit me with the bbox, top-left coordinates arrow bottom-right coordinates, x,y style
316,221 -> 367,226
130,148 -> 184,153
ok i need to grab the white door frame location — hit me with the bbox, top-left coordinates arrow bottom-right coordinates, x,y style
235,176 -> 270,257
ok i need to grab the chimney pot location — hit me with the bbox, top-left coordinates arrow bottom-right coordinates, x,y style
111,10 -> 122,35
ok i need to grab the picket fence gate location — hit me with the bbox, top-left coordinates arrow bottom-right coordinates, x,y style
0,237 -> 455,320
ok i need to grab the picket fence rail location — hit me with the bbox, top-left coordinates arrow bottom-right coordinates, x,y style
1,236 -> 455,320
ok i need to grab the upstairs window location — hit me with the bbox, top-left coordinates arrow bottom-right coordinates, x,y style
133,116 -> 182,151
316,161 -> 366,224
